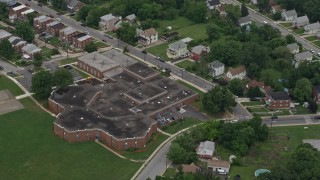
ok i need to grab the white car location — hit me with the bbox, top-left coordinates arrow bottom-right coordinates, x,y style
263,21 -> 268,24
56,18 -> 61,22
310,49 -> 315,53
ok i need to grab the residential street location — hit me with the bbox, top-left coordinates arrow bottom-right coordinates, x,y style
263,115 -> 320,127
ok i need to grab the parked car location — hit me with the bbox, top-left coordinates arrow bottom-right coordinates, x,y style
0,66 -> 3,71
56,12 -> 62,16
141,50 -> 147,54
80,23 -> 86,27
64,65 -> 72,70
314,116 -> 320,120
27,68 -> 34,73
6,71 -> 15,76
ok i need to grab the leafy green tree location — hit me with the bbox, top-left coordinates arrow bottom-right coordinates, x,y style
308,100 -> 318,113
303,0 -> 320,22
271,46 -> 292,59
228,79 -> 245,96
15,21 -> 35,42
202,86 -> 236,113
208,40 -> 243,66
225,4 -> 241,24
260,69 -> 281,87
33,53 -> 43,67
285,34 -> 296,44
257,0 -> 271,12
0,2 -> 8,20
31,71 -> 54,99
206,23 -> 221,42
53,69 -> 73,88
137,3 -> 162,21
86,7 -> 108,28
272,11 -> 281,20
167,143 -> 194,164
84,42 -> 97,53
247,87 -> 264,98
0,39 -> 14,60
141,19 -> 160,30
240,3 -> 249,17
185,1 -> 207,23
116,22 -> 137,45
294,78 -> 312,103
26,12 -> 37,26
76,6 -> 92,22
51,0 -> 67,10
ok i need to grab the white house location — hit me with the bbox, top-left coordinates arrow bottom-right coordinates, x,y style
138,28 -> 158,45
208,60 -> 224,77
226,65 -> 246,80
167,41 -> 188,59
196,141 -> 215,159
292,15 -> 309,28
286,43 -> 300,54
238,16 -> 251,27
304,22 -> 320,35
281,10 -> 297,21
207,160 -> 231,174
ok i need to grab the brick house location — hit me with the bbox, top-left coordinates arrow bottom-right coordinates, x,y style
190,45 -> 210,61
8,36 -> 27,53
196,141 -> 215,159
20,9 -> 35,20
0,30 -> 12,41
138,28 -> 158,45
313,85 -> 320,102
99,13 -> 121,31
265,91 -> 290,109
59,26 -> 78,43
74,34 -> 92,49
46,21 -> 64,36
21,43 -> 42,60
226,65 -> 246,80
9,4 -> 28,22
34,15 -> 53,32
66,0 -> 84,12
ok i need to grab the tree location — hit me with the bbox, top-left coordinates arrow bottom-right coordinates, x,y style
240,3 -> 249,17
294,78 -> 312,103
33,53 -> 43,67
86,7 -> 108,28
185,1 -> 207,23
285,34 -> 296,44
84,42 -> 97,53
206,23 -> 221,42
15,21 -> 35,42
141,19 -> 159,30
257,0 -> 271,12
51,0 -> 67,10
227,79 -> 245,96
76,6 -> 92,22
260,69 -> 281,87
225,4 -> 241,24
308,100 -> 318,113
0,2 -> 8,20
167,143 -> 189,164
247,87 -> 264,98
0,39 -> 14,60
26,12 -> 37,26
272,11 -> 281,20
303,0 -> 320,22
137,3 -> 162,21
202,86 -> 236,113
208,40 -> 243,66
271,46 -> 292,59
116,22 -> 137,45
31,71 -> 54,99
53,69 -> 73,88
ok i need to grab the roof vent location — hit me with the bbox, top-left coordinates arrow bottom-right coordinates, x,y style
80,117 -> 84,120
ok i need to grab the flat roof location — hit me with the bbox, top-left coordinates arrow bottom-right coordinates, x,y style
78,52 -> 120,72
125,83 -> 167,104
77,35 -> 91,41
125,62 -> 159,80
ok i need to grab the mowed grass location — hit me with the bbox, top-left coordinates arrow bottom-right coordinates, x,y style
0,75 -> 24,96
292,28 -> 304,35
162,118 -> 202,134
176,60 -> 194,69
313,40 -> 320,47
58,57 -> 78,66
147,42 -> 170,61
157,16 -> 194,31
0,98 -> 141,180
248,107 -> 269,112
305,36 -> 317,42
279,22 -> 292,27
175,23 -> 208,41
241,101 -> 264,106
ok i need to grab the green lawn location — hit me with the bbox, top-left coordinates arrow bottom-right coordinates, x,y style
41,47 -> 59,59
292,28 -> 304,35
229,125 -> 320,179
294,106 -> 310,115
162,118 -> 202,134
313,40 -> 320,47
241,101 -> 264,106
275,110 -> 291,116
0,98 -> 141,179
246,4 -> 258,10
279,22 -> 292,28
0,75 -> 24,96
48,36 -> 60,46
157,16 -> 194,33
72,65 -> 91,78
163,168 -> 176,178
94,41 -> 109,49
58,57 -> 78,66
248,107 -> 269,112
175,23 -> 208,41
176,60 -> 194,69
122,133 -> 169,160
147,42 -> 170,61
305,36 -> 317,42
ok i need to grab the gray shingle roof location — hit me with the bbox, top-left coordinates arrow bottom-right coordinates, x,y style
168,41 -> 187,51
22,44 -> 41,54
67,0 -> 79,8
294,51 -> 313,61
238,16 -> 251,24
286,43 -> 299,51
191,45 -> 209,55
100,13 -> 116,21
0,30 -> 12,39
125,14 -> 136,21
304,22 -> 320,31
283,10 -> 297,17
208,60 -> 224,69
293,15 -> 309,24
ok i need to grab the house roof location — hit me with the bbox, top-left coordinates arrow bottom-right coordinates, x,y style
294,51 -> 313,61
77,35 -> 91,41
0,30 -> 12,39
22,44 -> 41,54
180,37 -> 193,43
100,13 -> 116,21
272,5 -> 281,12
269,91 -> 290,101
168,41 -> 187,51
313,85 -> 320,93
196,141 -> 215,156
35,15 -> 52,23
8,36 -> 26,46
207,160 -> 230,168
238,16 -> 251,24
140,28 -> 158,37
181,163 -> 200,174
293,15 -> 309,24
47,21 -> 60,27
77,52 -> 120,72
12,4 -> 26,11
208,60 -> 224,69
60,26 -> 76,35
228,65 -> 246,76
286,43 -> 299,51
304,22 -> 320,31
247,80 -> 265,88
67,0 -> 80,8
21,9 -> 34,15
125,14 -> 136,21
283,9 -> 297,17
191,45 -> 210,55
208,0 -> 220,6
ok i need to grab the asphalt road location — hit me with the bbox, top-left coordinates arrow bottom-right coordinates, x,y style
263,115 -> 320,127
18,0 -> 215,92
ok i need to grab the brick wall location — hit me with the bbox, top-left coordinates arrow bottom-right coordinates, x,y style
270,100 -> 290,109
77,60 -> 104,78
48,98 -> 65,114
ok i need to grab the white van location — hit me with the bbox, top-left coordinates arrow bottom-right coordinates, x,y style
217,169 -> 227,175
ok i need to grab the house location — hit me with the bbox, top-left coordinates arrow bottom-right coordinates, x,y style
190,45 -> 210,61
0,30 -> 12,41
8,4 -> 28,22
294,51 -> 313,62
206,0 -> 220,10
292,16 -> 309,28
20,9 -> 35,20
21,43 -> 41,60
124,14 -> 136,24
34,15 -> 53,31
66,0 -> 84,12
304,22 -> 320,35
181,163 -> 200,174
60,27 -> 78,43
271,5 -> 281,14
251,0 -> 257,4
286,43 -> 300,54
74,34 -> 92,49
281,10 -> 297,21
237,16 -> 252,27
46,21 -> 64,36
167,41 -> 188,59
207,159 -> 230,174
218,4 -> 227,16
8,36 -> 27,53
208,61 -> 224,77
265,91 -> 290,109
226,65 -> 246,80
246,80 -> 272,94
161,32 -> 179,42
0,0 -> 16,6
313,85 -> 320,102
196,141 -> 215,159
99,13 -> 121,31
180,37 -> 193,44
138,28 -> 158,46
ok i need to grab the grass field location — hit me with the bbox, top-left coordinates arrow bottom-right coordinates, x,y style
163,168 -> 176,178
241,101 -> 263,106
0,75 -> 24,96
292,28 -> 304,35
122,133 -> 169,160
157,16 -> 194,32
58,58 -> 78,66
147,42 -> 170,61
94,41 -> 109,49
0,98 -> 141,179
162,118 -> 202,134
176,60 -> 194,69
279,22 -> 292,27
175,23 -> 207,41
48,36 -> 60,46
248,107 -> 269,112
313,40 -> 320,47
228,125 -> 320,179
294,106 -> 310,115
305,36 -> 317,41
176,80 -> 204,95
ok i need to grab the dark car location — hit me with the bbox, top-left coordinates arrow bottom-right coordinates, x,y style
0,66 -> 3,70
141,50 -> 147,54
38,3 -> 43,6
80,23 -> 87,27
56,12 -> 62,16
271,115 -> 278,119
6,71 -> 15,76
314,116 -> 320,120
64,65 -> 72,70
27,68 -> 34,73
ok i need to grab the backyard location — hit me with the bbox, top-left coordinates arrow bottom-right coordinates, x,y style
0,75 -> 24,96
0,98 -> 141,179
